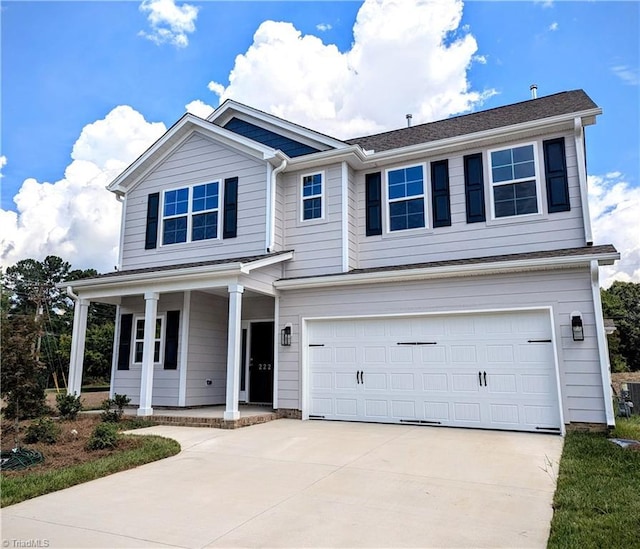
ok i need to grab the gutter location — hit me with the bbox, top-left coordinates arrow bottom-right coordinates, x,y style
267,155 -> 288,252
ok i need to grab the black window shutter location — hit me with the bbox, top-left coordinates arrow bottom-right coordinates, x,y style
365,172 -> 382,236
164,311 -> 180,370
117,314 -> 133,371
145,193 -> 160,249
464,153 -> 486,223
543,137 -> 570,213
431,160 -> 451,228
223,177 -> 238,239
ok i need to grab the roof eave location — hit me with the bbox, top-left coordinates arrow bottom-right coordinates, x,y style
274,250 -> 620,290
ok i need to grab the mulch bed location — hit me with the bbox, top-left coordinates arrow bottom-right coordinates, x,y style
0,415 -> 143,477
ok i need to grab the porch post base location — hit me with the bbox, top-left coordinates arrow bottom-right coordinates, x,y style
137,407 -> 154,417
223,410 -> 240,421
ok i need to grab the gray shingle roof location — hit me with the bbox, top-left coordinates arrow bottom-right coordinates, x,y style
346,90 -> 598,153
281,245 -> 618,282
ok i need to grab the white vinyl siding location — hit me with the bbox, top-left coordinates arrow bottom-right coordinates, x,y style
277,267 -> 606,426
283,164 -> 343,278
121,133 -> 267,270
357,132 -> 584,270
112,293 -> 182,406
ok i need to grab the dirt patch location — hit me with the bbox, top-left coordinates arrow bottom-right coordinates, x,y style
611,372 -> 640,395
1,415 -> 142,476
45,391 -> 110,412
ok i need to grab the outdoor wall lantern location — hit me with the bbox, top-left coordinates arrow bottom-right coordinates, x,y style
571,311 -> 584,342
280,325 -> 292,346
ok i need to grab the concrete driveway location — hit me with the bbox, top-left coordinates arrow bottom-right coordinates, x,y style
1,419 -> 563,548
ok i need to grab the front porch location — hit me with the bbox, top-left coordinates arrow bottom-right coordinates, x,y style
123,404 -> 283,429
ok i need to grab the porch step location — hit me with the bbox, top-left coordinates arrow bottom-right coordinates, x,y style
150,412 -> 278,429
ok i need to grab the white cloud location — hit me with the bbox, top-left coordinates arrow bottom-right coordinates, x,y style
0,155 -> 7,177
316,23 -> 332,32
208,0 -> 494,138
535,0 -> 554,8
0,107 -> 166,273
185,99 -> 215,118
548,22 -> 558,32
611,65 -> 639,86
139,0 -> 199,48
473,54 -> 487,64
589,172 -> 640,287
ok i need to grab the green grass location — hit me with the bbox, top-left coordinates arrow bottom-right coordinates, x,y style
0,435 -> 180,507
547,417 -> 640,548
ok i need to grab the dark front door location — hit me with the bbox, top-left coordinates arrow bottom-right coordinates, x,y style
249,322 -> 274,403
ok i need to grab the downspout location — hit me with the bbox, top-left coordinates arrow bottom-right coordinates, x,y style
115,191 -> 125,271
574,117 -> 593,245
267,155 -> 288,253
66,286 -> 78,302
591,260 -> 615,428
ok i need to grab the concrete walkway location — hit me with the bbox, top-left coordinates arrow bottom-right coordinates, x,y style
1,420 -> 563,548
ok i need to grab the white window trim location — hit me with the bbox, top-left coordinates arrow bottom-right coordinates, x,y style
160,180 -> 222,246
384,162 -> 428,233
131,313 -> 166,365
300,171 -> 325,222
488,142 -> 543,221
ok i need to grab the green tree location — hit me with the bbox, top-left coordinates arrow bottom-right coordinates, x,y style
601,281 -> 640,371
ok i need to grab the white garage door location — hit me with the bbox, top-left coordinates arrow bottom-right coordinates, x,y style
308,310 -> 561,433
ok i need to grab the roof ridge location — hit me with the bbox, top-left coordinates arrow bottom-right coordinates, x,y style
346,89 -> 587,142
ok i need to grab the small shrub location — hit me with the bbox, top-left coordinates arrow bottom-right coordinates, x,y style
100,393 -> 131,423
86,422 -> 120,450
24,417 -> 60,444
56,393 -> 83,420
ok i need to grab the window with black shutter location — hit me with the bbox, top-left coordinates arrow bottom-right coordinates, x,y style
365,172 -> 382,236
431,160 -> 451,227
145,193 -> 160,249
543,138 -> 570,213
464,153 -> 486,223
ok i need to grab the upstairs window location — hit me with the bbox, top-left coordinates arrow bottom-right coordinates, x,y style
133,317 -> 163,364
387,165 -> 426,231
162,182 -> 219,245
301,173 -> 323,221
489,144 -> 540,218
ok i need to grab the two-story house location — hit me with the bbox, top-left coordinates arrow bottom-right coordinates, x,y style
64,90 -> 619,434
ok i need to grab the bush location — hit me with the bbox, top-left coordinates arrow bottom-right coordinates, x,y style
100,394 -> 131,423
86,422 -> 120,450
56,393 -> 83,420
24,417 -> 61,444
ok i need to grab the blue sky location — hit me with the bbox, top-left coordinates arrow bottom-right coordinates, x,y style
1,0 -> 639,282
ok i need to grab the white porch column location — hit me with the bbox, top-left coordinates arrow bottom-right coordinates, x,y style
68,298 -> 90,395
224,284 -> 244,421
138,291 -> 159,416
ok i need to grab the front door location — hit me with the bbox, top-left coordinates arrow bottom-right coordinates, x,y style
249,321 -> 274,404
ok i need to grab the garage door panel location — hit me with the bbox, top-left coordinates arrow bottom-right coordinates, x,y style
490,404 -> 520,424
422,373 -> 449,391
451,346 -> 477,363
454,402 -> 482,422
390,373 -> 415,390
308,311 -> 560,433
452,373 -> 481,392
364,346 -> 387,363
335,398 -> 358,417
392,400 -> 416,419
487,374 -> 517,393
424,401 -> 450,420
421,346 -> 447,363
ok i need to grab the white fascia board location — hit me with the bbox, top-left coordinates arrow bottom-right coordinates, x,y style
208,100 -> 348,150
240,251 -> 294,273
362,108 -> 603,164
274,250 -> 620,290
107,115 -> 277,194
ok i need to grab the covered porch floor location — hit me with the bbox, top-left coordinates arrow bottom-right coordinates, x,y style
123,404 -> 280,429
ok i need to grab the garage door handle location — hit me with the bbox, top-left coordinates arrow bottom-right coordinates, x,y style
528,339 -> 551,343
478,371 -> 482,387
397,342 -> 437,345
483,371 -> 487,387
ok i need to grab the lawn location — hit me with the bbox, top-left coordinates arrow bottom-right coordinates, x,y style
547,416 -> 640,548
0,415 -> 180,507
